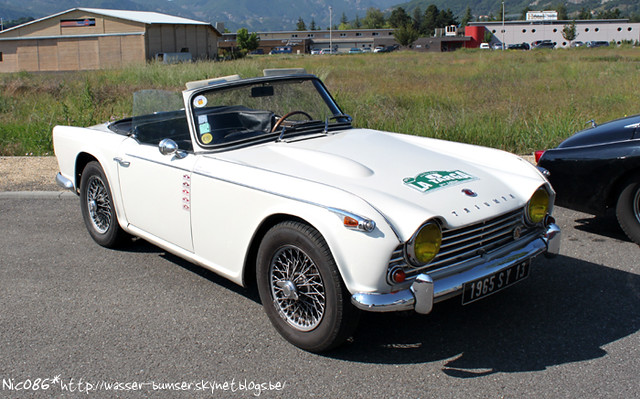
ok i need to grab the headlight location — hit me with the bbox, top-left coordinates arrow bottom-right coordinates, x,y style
406,221 -> 442,266
526,187 -> 550,225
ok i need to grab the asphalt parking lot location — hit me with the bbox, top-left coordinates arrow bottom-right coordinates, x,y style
1,195 -> 638,398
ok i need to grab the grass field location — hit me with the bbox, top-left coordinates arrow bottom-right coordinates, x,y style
1,47 -> 639,156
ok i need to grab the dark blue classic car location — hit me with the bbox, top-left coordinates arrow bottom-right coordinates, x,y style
537,115 -> 640,245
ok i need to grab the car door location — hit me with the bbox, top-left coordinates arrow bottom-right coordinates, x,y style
116,137 -> 196,252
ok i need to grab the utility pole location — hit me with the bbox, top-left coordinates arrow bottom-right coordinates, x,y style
329,6 -> 333,53
502,2 -> 505,50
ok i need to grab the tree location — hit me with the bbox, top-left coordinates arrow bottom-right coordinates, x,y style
562,20 -> 577,44
556,3 -> 568,20
309,19 -> 317,30
353,14 -> 362,28
422,5 -> 439,35
412,7 -> 422,31
296,17 -> 306,31
236,28 -> 260,52
520,7 -> 532,21
340,12 -> 349,25
578,8 -> 591,20
389,7 -> 411,28
393,24 -> 419,47
362,8 -> 385,29
460,7 -> 473,27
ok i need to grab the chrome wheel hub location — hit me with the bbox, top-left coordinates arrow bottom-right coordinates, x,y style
270,245 -> 325,332
86,176 -> 112,234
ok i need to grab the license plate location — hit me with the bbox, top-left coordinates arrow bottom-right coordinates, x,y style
462,260 -> 530,305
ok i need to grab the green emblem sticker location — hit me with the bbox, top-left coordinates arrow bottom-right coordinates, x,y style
403,170 -> 476,193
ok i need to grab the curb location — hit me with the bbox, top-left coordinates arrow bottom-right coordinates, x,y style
0,191 -> 77,199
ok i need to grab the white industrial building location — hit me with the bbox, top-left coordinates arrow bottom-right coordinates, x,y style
469,19 -> 640,48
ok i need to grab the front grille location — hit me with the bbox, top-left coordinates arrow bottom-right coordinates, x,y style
390,208 -> 542,278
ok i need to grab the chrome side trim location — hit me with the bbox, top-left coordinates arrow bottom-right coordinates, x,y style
55,172 -> 75,192
351,223 -> 561,314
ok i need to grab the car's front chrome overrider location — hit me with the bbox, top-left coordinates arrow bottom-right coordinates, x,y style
55,172 -> 75,192
351,222 -> 561,315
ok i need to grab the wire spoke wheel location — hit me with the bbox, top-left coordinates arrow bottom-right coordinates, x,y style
270,245 -> 326,331
79,161 -> 127,248
86,176 -> 112,234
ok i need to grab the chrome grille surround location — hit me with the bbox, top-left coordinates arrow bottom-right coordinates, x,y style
388,208 -> 544,282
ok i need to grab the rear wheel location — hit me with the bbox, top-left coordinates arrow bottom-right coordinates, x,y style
79,161 -> 127,248
256,221 -> 359,352
616,178 -> 640,245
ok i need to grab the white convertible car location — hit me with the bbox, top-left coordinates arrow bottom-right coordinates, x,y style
54,69 -> 561,352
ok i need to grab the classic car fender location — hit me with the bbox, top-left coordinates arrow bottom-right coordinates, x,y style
188,156 -> 401,294
53,124 -> 129,226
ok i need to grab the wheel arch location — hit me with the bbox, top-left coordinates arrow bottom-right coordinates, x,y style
606,167 -> 640,210
75,152 -> 99,192
242,213 -> 311,290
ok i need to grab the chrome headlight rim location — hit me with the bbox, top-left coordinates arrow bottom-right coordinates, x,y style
525,186 -> 551,226
405,220 -> 443,267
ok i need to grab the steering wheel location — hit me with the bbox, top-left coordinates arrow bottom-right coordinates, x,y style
271,110 -> 313,132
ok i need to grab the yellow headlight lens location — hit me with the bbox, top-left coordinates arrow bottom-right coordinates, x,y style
409,222 -> 442,266
527,188 -> 550,224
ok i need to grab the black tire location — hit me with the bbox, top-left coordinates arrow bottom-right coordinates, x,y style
616,178 -> 640,245
256,221 -> 359,352
79,161 -> 127,248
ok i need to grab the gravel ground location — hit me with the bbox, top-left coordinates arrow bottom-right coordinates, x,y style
0,156 -> 61,192
0,154 -> 537,192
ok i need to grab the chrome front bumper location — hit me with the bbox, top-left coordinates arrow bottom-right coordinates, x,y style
351,223 -> 561,314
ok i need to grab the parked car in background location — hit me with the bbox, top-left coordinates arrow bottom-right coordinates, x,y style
269,46 -> 292,54
54,69 -> 561,352
479,43 -> 490,49
310,48 -> 321,55
348,47 -> 363,54
537,114 -> 640,244
320,48 -> 336,54
507,42 -> 530,50
492,43 -> 506,50
362,47 -> 372,53
531,40 -> 556,49
570,41 -> 585,47
586,41 -> 610,48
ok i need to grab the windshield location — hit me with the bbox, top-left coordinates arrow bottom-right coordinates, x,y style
189,77 -> 350,148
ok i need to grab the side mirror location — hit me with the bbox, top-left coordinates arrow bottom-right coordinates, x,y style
159,138 -> 187,159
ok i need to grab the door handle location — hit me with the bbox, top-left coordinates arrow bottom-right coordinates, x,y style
113,157 -> 130,167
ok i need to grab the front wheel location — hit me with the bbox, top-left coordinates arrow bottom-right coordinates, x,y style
616,177 -> 640,245
79,161 -> 127,248
256,221 -> 359,352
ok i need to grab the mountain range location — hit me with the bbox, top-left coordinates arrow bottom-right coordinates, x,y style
0,0 -> 638,32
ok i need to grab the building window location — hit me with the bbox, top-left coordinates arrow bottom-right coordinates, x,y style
340,33 -> 346,37
356,32 -> 362,36
291,34 -> 298,38
618,27 -> 622,31
492,29 -> 496,33
372,32 -> 379,36
585,28 -> 589,32
60,18 -> 95,27
628,27 -> 633,31
532,29 -> 536,33
0,52 -> 3,62
595,28 -> 599,32
562,42 -> 567,46
522,29 -> 527,33
307,34 -> 314,37
553,28 -> 557,33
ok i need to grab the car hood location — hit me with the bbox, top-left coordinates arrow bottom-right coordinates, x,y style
211,129 -> 547,238
559,114 -> 640,148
